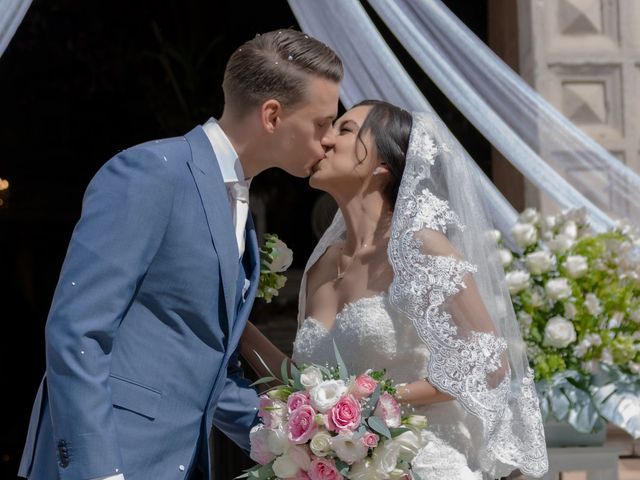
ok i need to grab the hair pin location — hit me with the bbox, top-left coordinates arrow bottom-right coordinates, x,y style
287,55 -> 293,61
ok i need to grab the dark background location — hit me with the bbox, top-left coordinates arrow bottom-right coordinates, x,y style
0,1 -> 489,477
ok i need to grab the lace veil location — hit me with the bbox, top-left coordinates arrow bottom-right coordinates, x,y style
298,112 -> 548,478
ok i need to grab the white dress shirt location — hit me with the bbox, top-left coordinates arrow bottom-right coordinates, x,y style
202,118 -> 251,259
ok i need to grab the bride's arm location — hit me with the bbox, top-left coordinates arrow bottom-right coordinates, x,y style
240,321 -> 293,382
395,380 -> 453,405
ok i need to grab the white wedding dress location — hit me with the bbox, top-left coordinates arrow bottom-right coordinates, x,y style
292,293 -> 487,480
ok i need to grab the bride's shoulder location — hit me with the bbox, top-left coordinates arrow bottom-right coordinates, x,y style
414,229 -> 464,261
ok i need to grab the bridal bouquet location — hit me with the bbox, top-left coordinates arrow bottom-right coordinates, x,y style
258,234 -> 294,303
240,344 -> 428,479
498,207 -> 640,435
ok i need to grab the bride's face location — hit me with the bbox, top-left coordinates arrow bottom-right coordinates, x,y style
309,105 -> 379,193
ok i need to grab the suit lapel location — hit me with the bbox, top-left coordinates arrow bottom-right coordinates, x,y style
185,126 -> 238,331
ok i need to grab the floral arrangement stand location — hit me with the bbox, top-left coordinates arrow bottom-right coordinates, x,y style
499,208 -> 640,446
544,419 -> 606,448
542,446 -> 623,480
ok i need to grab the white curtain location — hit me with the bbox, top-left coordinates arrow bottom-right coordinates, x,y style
288,0 -> 636,232
0,0 -> 32,58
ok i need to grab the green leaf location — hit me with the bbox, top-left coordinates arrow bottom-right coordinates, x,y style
280,358 -> 290,385
390,427 -> 412,437
234,463 -> 263,479
335,460 -> 349,475
367,415 -> 391,439
250,376 -> 277,387
333,339 -> 349,379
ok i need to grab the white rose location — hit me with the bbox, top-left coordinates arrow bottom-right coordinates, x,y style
348,459 -> 387,480
272,453 -> 300,478
309,431 -> 332,457
564,255 -> 588,278
584,293 -> 602,316
512,223 -> 538,248
393,430 -> 424,462
545,278 -> 572,301
498,249 -> 513,267
265,426 -> 288,456
489,229 -> 502,243
506,270 -> 530,294
525,250 -> 554,275
300,366 -> 324,390
331,430 -> 369,464
268,238 -> 294,273
519,208 -> 540,225
564,302 -> 577,320
545,215 -> 557,229
371,440 -> 401,476
562,221 -> 578,240
309,379 -> 347,412
543,315 -> 577,348
547,234 -> 574,254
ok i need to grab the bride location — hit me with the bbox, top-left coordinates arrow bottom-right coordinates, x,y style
241,100 -> 548,479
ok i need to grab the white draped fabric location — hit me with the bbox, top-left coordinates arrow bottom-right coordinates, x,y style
289,0 -> 638,233
0,0 -> 32,58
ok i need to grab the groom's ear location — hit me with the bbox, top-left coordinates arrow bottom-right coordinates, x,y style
260,99 -> 283,134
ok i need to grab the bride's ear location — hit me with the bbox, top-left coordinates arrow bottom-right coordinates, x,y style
372,163 -> 391,176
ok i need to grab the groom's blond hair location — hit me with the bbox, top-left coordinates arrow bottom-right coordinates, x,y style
223,29 -> 343,116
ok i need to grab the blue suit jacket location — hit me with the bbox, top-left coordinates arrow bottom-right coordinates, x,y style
18,126 -> 261,479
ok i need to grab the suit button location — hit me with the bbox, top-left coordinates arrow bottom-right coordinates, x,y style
179,465 -> 185,471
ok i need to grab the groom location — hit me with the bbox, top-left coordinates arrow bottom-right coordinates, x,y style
19,29 -> 341,480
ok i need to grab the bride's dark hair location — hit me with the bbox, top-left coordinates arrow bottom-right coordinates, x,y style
353,100 -> 412,207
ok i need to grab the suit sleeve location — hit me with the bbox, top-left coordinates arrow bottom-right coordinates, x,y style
211,345 -> 260,452
44,147 -> 175,479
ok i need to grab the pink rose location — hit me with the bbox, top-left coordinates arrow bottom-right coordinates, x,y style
361,431 -> 379,449
287,405 -> 318,444
308,457 -> 344,480
374,392 -> 401,428
327,394 -> 362,432
293,472 -> 311,480
352,374 -> 377,399
288,391 -> 312,413
258,395 -> 285,429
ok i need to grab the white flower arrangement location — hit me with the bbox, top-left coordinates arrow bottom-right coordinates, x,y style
257,234 -> 293,303
499,207 -> 640,435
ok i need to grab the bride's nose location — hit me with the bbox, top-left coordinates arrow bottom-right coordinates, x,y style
321,127 -> 337,152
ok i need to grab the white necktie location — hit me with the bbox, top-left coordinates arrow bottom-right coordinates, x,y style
229,180 -> 250,258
